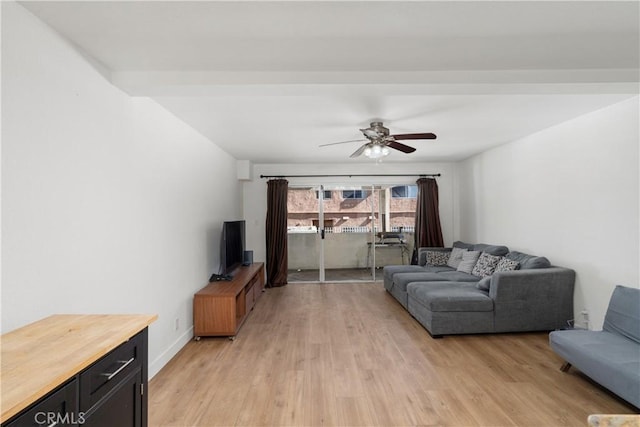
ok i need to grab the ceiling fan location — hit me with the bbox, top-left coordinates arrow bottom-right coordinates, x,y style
320,121 -> 437,159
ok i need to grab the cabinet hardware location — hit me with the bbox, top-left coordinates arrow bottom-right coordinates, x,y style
100,357 -> 135,380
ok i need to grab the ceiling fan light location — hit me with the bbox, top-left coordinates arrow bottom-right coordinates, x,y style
364,143 -> 390,159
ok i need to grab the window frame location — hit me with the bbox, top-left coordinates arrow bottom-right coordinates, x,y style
342,189 -> 366,199
315,190 -> 332,200
391,185 -> 418,199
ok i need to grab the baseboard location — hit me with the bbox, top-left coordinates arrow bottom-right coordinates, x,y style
149,326 -> 193,379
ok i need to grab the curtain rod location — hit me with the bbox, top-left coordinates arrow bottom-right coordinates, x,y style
260,173 -> 441,179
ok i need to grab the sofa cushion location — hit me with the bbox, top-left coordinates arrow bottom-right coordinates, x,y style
426,251 -> 451,266
457,250 -> 481,274
438,270 -> 481,282
476,276 -> 492,291
423,265 -> 457,273
495,257 -> 520,272
383,265 -> 428,281
472,244 -> 509,256
524,256 -> 551,269
393,272 -> 448,292
407,282 -> 494,312
472,252 -> 502,277
603,285 -> 640,344
452,241 -> 474,250
447,247 -> 467,268
506,251 -> 551,269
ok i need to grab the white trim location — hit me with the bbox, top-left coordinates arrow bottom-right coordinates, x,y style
149,327 -> 194,379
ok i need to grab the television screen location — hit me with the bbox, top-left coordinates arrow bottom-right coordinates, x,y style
222,220 -> 245,275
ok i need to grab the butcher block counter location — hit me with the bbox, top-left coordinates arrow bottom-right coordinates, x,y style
1,314 -> 157,425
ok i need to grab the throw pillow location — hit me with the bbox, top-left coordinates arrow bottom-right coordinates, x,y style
446,247 -> 468,269
456,250 -> 481,274
472,252 -> 502,277
476,276 -> 492,291
426,251 -> 451,266
495,257 -> 520,272
418,251 -> 428,266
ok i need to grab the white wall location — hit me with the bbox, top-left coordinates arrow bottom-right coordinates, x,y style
1,3 -> 241,377
457,96 -> 639,330
242,162 -> 457,268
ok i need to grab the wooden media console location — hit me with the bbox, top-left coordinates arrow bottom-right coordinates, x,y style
193,262 -> 265,339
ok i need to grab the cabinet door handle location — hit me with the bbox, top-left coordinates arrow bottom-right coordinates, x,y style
100,357 -> 134,381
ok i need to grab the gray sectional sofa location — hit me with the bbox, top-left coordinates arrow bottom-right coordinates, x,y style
549,285 -> 640,408
383,241 -> 575,337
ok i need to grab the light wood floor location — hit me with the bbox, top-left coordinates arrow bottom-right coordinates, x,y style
149,283 -> 637,426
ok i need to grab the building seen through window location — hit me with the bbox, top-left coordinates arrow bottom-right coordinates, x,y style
315,190 -> 332,199
391,185 -> 418,198
342,190 -> 366,199
287,186 -> 416,234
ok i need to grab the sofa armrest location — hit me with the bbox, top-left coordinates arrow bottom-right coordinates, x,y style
489,267 -> 575,300
490,267 -> 576,332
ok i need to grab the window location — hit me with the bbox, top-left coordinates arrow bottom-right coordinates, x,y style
315,190 -> 332,200
391,185 -> 418,198
342,190 -> 365,199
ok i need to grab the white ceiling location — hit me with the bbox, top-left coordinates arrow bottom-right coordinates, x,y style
20,1 -> 640,163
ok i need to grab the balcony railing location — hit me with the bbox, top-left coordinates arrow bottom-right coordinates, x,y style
288,225 -> 415,234
287,231 -> 415,269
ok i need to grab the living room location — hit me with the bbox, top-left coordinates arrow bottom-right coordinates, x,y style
2,1 -> 638,425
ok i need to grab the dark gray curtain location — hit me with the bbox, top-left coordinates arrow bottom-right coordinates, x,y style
412,177 -> 444,264
266,179 -> 288,287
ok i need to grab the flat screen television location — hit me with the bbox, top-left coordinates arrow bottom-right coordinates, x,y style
221,220 -> 245,275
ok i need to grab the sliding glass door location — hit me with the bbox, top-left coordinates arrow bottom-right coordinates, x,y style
287,185 -> 375,282
287,186 -> 321,282
286,183 -> 416,283
321,185 -> 376,282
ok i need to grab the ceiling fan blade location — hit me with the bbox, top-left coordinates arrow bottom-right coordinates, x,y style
350,144 -> 369,158
387,141 -> 416,154
319,139 -> 366,147
392,133 -> 437,140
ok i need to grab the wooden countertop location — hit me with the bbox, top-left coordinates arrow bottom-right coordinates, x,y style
0,314 -> 157,423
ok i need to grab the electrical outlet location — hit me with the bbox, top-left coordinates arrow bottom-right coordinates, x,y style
581,309 -> 589,329
174,318 -> 179,331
